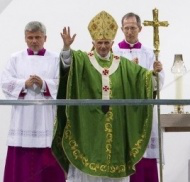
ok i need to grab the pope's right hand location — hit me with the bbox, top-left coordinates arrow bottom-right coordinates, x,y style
61,27 -> 76,50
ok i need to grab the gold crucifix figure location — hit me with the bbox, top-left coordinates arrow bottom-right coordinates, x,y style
143,8 -> 169,59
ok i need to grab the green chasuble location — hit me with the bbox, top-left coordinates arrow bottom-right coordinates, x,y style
52,50 -> 153,178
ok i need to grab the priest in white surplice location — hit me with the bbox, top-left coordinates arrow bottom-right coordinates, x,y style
113,13 -> 164,182
1,21 -> 65,182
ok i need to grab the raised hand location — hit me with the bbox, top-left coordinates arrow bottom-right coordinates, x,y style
61,27 -> 76,50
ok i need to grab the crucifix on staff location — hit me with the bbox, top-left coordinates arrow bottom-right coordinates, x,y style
143,8 -> 169,60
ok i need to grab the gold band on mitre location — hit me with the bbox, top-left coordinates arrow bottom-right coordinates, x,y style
88,11 -> 118,40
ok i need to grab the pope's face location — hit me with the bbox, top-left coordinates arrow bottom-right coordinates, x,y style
121,16 -> 141,44
93,40 -> 114,58
25,31 -> 46,52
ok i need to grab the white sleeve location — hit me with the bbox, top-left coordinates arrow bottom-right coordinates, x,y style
43,56 -> 59,99
1,56 -> 25,99
40,80 -> 46,93
152,71 -> 165,91
152,75 -> 157,91
60,49 -> 72,68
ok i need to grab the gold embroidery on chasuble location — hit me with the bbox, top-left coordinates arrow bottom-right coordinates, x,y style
63,53 -> 152,175
129,70 -> 153,165
62,53 -> 128,174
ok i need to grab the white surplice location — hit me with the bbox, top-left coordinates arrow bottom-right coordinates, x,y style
1,50 -> 59,148
66,165 -> 129,182
113,44 -> 165,160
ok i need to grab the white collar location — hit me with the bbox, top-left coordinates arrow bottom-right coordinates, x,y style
125,40 -> 139,48
95,51 -> 111,61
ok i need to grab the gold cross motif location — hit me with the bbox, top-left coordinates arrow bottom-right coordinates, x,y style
143,8 -> 169,58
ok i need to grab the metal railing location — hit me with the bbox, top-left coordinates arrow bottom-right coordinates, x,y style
0,99 -> 190,106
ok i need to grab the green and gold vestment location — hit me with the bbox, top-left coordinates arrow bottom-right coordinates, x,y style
52,50 -> 153,178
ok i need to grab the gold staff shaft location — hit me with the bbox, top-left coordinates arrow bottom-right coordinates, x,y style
143,8 -> 169,182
